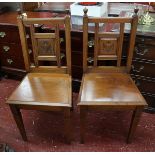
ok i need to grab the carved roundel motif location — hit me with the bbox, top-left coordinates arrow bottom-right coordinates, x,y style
37,38 -> 56,56
99,38 -> 117,55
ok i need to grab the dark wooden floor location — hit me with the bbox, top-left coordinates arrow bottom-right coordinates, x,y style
0,78 -> 155,151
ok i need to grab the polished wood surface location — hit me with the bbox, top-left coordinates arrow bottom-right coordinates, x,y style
79,73 -> 147,106
0,5 -> 155,112
8,73 -> 71,106
7,12 -> 72,143
78,8 -> 147,144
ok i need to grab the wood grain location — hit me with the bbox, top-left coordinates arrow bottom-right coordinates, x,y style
7,12 -> 72,143
78,8 -> 146,144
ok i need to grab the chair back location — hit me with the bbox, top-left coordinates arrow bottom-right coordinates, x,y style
83,8 -> 138,73
17,11 -> 71,75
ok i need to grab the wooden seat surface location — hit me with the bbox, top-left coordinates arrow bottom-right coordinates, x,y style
79,73 -> 147,106
7,73 -> 71,107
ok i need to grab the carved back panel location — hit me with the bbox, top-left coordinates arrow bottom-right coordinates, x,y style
37,38 -> 55,56
17,13 -> 71,75
83,8 -> 138,73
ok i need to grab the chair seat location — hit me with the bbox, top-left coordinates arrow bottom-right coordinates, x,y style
78,73 -> 147,106
7,73 -> 71,107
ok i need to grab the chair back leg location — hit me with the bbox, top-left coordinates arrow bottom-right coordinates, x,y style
64,108 -> 71,144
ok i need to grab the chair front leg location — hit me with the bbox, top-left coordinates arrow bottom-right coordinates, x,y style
127,106 -> 144,143
9,105 -> 27,141
64,108 -> 71,144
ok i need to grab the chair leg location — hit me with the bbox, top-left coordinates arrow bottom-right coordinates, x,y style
9,105 -> 27,141
127,106 -> 143,143
70,93 -> 74,111
64,108 -> 71,144
80,107 -> 87,144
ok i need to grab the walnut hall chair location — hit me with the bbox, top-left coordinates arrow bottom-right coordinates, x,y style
6,11 -> 72,143
78,8 -> 147,144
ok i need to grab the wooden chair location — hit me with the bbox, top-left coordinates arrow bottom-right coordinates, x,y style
6,11 -> 72,143
78,8 -> 147,144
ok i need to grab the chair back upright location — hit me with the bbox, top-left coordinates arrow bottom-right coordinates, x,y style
17,11 -> 71,75
83,8 -> 138,73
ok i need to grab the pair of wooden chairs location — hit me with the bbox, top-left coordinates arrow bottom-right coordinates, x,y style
7,9 -> 147,144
